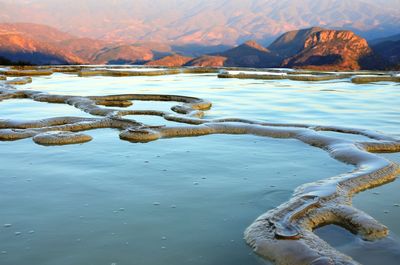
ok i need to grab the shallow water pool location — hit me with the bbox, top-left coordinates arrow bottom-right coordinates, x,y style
1,71 -> 400,264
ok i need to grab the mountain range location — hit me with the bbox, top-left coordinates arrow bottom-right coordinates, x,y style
1,0 -> 400,45
0,23 -> 399,70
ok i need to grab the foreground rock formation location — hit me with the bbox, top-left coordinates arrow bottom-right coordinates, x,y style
1,66 -> 400,264
0,23 -> 171,65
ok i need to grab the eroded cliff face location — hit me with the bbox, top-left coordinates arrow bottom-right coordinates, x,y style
282,30 -> 372,70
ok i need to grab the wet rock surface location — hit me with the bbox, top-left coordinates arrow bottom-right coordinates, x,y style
32,131 -> 93,145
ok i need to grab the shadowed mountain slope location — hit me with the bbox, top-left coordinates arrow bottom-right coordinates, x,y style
216,40 -> 281,67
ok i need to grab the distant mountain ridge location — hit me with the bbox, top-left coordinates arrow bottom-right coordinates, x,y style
0,0 -> 399,45
0,23 -> 399,71
0,23 -> 174,65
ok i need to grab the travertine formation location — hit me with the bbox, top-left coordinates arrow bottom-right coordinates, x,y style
351,75 -> 400,84
1,66 -> 400,265
218,70 -> 400,83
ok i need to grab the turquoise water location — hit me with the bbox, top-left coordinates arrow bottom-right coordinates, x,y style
0,99 -> 92,120
0,72 -> 399,265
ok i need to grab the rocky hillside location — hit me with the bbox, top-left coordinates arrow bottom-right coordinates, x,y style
152,29 -> 377,70
0,23 -> 83,64
279,28 -> 372,70
268,27 -> 325,58
57,38 -> 110,62
0,22 -> 398,70
0,23 -> 174,65
216,40 -> 281,68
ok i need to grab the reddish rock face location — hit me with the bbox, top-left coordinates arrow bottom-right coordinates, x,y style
281,29 -> 372,70
145,54 -> 193,67
186,55 -> 227,67
0,23 -> 84,64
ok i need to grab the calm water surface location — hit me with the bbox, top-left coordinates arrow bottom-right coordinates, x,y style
0,72 -> 399,265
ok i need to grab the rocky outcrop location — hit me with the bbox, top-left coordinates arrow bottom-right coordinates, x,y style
185,55 -> 227,67
280,29 -> 372,70
0,22 -> 398,70
145,54 -> 192,67
268,27 -> 325,58
0,23 -> 168,65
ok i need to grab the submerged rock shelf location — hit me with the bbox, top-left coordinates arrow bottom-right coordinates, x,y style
1,66 -> 400,265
